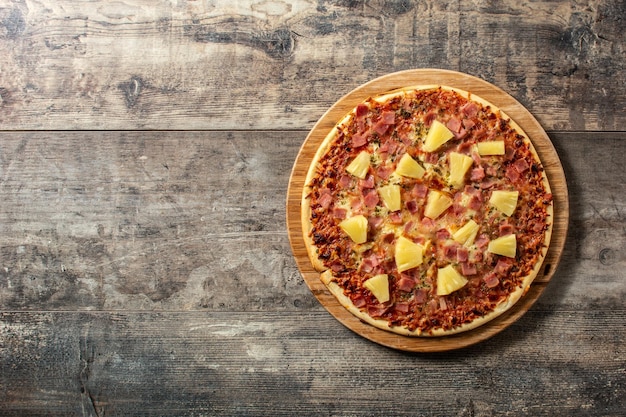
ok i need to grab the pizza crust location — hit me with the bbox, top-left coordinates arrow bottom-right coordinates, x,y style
302,85 -> 553,337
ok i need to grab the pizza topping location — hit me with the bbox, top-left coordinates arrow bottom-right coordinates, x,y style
397,275 -> 417,292
395,236 -> 424,273
494,257 -> 514,276
424,190 -> 453,219
470,165 -> 486,182
363,274 -> 390,303
352,132 -> 368,148
360,174 -> 375,189
363,188 -> 380,208
339,174 -> 353,189
448,152 -> 474,188
477,141 -> 505,156
346,151 -> 371,179
446,117 -> 463,135
395,153 -> 426,179
483,271 -> 500,288
318,191 -> 333,210
489,190 -> 519,216
513,158 -> 530,173
423,120 -> 454,152
460,262 -> 477,276
487,234 -> 517,258
379,184 -> 401,212
436,265 -> 469,296
339,215 -> 368,244
452,219 -> 480,246
461,101 -> 479,118
498,220 -> 515,236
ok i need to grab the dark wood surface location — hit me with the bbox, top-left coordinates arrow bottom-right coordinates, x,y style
1,1 -> 624,416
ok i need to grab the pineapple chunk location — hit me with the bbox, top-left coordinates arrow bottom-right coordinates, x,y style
395,236 -> 424,273
363,274 -> 390,303
489,190 -> 519,216
487,234 -> 517,258
378,184 -> 401,212
395,153 -> 425,179
436,265 -> 468,296
339,215 -> 368,244
448,152 -> 474,187
477,141 -> 505,156
346,151 -> 371,179
424,190 -> 453,219
423,120 -> 454,152
452,219 -> 480,246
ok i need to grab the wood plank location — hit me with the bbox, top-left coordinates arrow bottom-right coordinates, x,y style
0,131 -> 624,314
0,310 -> 624,416
0,131 -> 317,312
540,131 -> 626,311
1,1 -> 624,130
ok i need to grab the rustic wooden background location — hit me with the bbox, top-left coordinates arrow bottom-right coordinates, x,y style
1,1 -> 624,416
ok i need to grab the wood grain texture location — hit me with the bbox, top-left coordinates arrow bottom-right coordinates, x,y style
0,130 -> 623,413
1,310 -> 624,416
0,1 -> 624,130
0,130 -> 316,312
0,130 -> 623,314
0,0 -> 624,414
286,70 -> 568,351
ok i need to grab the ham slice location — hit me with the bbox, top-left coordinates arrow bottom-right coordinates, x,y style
332,208 -> 347,219
376,165 -> 394,180
462,118 -> 476,130
443,244 -> 458,261
394,302 -> 410,313
359,174 -> 375,189
447,117 -> 462,133
424,111 -> 437,126
414,288 -> 427,303
436,229 -> 451,240
373,120 -> 389,136
461,101 -> 479,118
381,110 -> 395,125
361,253 -> 381,273
457,246 -> 469,262
499,221 -> 515,236
514,158 -> 530,173
475,234 -> 490,250
389,211 -> 403,224
483,271 -> 499,288
355,103 -> 369,118
406,200 -> 419,214
352,295 -> 367,308
461,262 -> 477,276
470,166 -> 485,182
412,183 -> 428,199
363,189 -> 379,208
368,305 -> 391,318
318,192 -> 332,209
352,133 -> 367,148
397,276 -> 416,292
494,258 -> 513,275
368,216 -> 384,229
506,166 -> 521,183
469,195 -> 483,211
339,174 -> 353,189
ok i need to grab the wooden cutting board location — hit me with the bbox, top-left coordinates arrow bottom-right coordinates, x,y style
286,69 -> 569,352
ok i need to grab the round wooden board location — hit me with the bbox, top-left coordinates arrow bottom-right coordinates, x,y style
286,69 -> 569,352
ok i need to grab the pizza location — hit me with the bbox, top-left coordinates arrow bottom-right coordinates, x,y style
301,85 -> 553,336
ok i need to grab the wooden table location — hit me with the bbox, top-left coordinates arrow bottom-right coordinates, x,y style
1,1 -> 624,415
